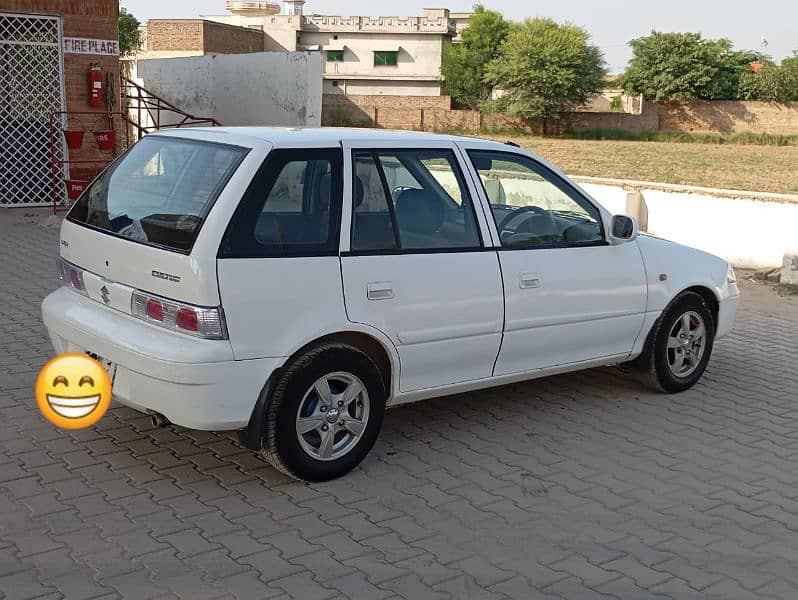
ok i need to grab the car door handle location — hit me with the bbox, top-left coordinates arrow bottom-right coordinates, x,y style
367,282 -> 394,301
519,273 -> 541,289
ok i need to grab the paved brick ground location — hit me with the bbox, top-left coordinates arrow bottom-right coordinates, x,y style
2,211 -> 798,599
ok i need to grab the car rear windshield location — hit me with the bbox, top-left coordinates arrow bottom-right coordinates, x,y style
67,136 -> 248,253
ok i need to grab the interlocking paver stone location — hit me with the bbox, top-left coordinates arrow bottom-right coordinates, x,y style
2,211 -> 798,599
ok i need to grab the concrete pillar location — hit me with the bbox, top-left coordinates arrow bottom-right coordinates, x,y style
782,250 -> 798,284
625,190 -> 649,232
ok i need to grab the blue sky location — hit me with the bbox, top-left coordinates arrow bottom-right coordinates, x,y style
123,0 -> 797,73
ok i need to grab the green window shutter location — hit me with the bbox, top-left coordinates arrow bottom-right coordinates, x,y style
326,49 -> 344,62
373,51 -> 398,66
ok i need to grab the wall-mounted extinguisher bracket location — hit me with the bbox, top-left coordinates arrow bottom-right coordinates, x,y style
88,63 -> 103,108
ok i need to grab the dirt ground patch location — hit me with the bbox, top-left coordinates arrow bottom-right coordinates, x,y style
491,136 -> 798,195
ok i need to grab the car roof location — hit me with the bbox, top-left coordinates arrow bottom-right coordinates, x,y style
154,126 -> 515,151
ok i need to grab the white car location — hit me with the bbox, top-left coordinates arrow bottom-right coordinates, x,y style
42,128 -> 739,481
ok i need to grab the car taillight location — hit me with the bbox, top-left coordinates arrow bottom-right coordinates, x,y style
57,258 -> 87,295
146,299 -> 164,321
176,308 -> 199,332
132,290 -> 226,340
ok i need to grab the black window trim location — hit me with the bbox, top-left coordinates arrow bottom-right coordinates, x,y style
67,136 -> 251,256
371,151 -> 403,250
218,147 -> 343,259
466,148 -> 609,251
341,246 -> 495,257
349,147 -> 485,256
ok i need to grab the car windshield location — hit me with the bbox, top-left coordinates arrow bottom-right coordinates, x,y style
67,136 -> 248,253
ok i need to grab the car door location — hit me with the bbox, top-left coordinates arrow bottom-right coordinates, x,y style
464,147 -> 648,377
217,147 -> 349,360
340,140 -> 503,393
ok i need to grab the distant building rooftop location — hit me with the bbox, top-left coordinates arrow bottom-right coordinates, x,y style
224,1 -> 280,16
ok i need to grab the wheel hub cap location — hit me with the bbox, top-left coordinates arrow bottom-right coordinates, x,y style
666,310 -> 707,378
295,372 -> 370,462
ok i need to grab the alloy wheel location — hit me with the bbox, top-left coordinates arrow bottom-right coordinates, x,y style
666,310 -> 707,378
295,372 -> 370,461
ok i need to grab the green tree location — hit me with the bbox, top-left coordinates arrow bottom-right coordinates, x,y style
739,51 -> 798,101
441,5 -> 510,108
118,7 -> 142,56
782,52 -> 798,100
620,31 -> 750,101
485,18 -> 605,133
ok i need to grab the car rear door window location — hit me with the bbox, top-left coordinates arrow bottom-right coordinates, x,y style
351,149 -> 481,253
220,148 -> 342,258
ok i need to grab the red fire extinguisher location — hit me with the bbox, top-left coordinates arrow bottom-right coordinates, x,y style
88,63 -> 103,107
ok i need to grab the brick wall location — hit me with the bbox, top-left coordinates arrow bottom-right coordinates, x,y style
322,99 -> 546,133
656,100 -> 798,134
322,94 -> 455,129
323,94 -> 453,110
202,21 -> 264,54
324,95 -> 798,137
424,109 -> 480,131
566,110 -> 660,134
322,101 -> 536,132
145,19 -> 264,54
8,1 -> 121,184
11,1 -> 119,113
146,20 -> 204,52
321,95 -> 620,134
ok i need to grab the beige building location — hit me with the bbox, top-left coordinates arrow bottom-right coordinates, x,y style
202,1 -> 470,96
448,11 -> 472,41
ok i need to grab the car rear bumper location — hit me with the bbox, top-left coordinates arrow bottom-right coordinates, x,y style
716,291 -> 739,340
42,287 -> 281,430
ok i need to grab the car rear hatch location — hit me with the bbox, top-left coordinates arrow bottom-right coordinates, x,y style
58,133 -> 252,325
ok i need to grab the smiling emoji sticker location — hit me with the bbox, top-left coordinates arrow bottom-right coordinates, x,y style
36,354 -> 112,429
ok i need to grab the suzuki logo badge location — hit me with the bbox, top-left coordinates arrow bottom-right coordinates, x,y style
100,285 -> 110,305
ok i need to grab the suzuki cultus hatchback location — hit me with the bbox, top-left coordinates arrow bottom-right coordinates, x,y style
43,128 -> 739,481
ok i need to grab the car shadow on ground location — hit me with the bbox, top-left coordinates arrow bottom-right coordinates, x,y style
90,362 -> 683,489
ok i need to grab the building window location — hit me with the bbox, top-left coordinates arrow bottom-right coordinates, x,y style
326,50 -> 344,62
373,51 -> 399,67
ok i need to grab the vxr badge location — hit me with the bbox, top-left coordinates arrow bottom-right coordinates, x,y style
100,285 -> 110,304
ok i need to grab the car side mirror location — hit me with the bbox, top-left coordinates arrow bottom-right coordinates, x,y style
609,214 -> 639,243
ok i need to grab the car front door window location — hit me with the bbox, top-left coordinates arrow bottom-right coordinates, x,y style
468,150 -> 604,248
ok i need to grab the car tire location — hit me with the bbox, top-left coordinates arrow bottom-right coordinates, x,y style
260,343 -> 386,482
644,291 -> 716,393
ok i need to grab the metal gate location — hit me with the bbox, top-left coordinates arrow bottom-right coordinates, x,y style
0,13 -> 66,206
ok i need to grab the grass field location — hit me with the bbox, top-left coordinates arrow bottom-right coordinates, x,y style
484,135 -> 798,195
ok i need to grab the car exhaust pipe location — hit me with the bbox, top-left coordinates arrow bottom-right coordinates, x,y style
150,411 -> 170,428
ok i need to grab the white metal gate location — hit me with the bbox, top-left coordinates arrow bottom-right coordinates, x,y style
0,13 -> 66,206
